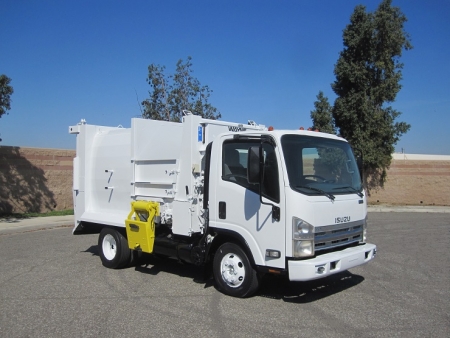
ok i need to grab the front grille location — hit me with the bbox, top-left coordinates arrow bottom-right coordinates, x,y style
314,223 -> 363,252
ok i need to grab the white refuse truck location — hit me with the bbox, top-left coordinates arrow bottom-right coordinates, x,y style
69,113 -> 376,297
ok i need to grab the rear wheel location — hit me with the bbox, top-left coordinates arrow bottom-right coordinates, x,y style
213,243 -> 259,298
98,227 -> 132,269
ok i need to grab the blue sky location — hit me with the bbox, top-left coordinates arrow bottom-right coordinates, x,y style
1,0 -> 449,154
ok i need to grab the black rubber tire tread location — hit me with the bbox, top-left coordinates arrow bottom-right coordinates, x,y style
213,242 -> 259,298
98,227 -> 132,269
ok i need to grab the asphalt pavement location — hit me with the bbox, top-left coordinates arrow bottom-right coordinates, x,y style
1,211 -> 449,337
0,204 -> 449,234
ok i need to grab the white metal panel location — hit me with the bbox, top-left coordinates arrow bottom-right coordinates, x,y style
72,123 -> 104,230
131,118 -> 183,161
172,200 -> 192,235
73,157 -> 80,191
131,118 -> 184,205
134,160 -> 178,198
87,128 -> 132,219
171,114 -> 204,236
134,182 -> 175,199
134,160 -> 178,184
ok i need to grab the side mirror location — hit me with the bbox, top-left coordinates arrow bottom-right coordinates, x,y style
247,144 -> 280,222
247,146 -> 261,184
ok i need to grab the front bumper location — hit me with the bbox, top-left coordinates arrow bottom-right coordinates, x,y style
288,243 -> 377,281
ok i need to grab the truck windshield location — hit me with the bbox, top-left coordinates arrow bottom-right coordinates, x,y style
281,135 -> 362,197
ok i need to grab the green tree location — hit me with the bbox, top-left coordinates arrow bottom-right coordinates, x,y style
142,57 -> 221,122
331,0 -> 412,189
141,64 -> 171,121
310,91 -> 341,180
0,74 -> 14,142
310,91 -> 335,134
0,75 -> 14,119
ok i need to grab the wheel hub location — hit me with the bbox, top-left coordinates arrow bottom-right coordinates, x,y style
220,253 -> 245,288
102,234 -> 117,261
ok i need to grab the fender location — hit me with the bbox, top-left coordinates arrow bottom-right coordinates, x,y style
208,227 -> 262,268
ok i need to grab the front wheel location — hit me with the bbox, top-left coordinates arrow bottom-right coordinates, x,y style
98,227 -> 132,269
213,243 -> 259,298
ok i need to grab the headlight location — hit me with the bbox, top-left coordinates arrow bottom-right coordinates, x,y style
362,215 -> 368,243
292,217 -> 314,240
293,240 -> 314,257
292,217 -> 314,257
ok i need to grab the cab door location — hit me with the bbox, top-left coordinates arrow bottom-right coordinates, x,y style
209,135 -> 286,269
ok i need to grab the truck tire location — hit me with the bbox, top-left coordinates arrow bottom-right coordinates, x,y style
213,243 -> 259,298
98,227 -> 132,269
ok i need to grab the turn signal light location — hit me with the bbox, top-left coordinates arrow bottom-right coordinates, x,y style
265,249 -> 281,258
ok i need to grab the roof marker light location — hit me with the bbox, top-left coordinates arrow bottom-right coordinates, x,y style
268,126 -> 274,131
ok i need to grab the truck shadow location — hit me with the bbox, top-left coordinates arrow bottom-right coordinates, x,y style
81,245 -> 364,301
82,245 -> 100,256
135,253 -> 364,301
134,254 -> 215,288
257,271 -> 364,303
82,246 -> 215,287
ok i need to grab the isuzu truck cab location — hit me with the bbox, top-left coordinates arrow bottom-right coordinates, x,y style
69,113 -> 376,297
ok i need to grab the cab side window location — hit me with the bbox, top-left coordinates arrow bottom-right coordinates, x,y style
222,140 -> 279,203
222,145 -> 247,179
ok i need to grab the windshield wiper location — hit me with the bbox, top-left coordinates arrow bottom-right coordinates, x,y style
296,185 -> 335,201
332,186 -> 364,198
